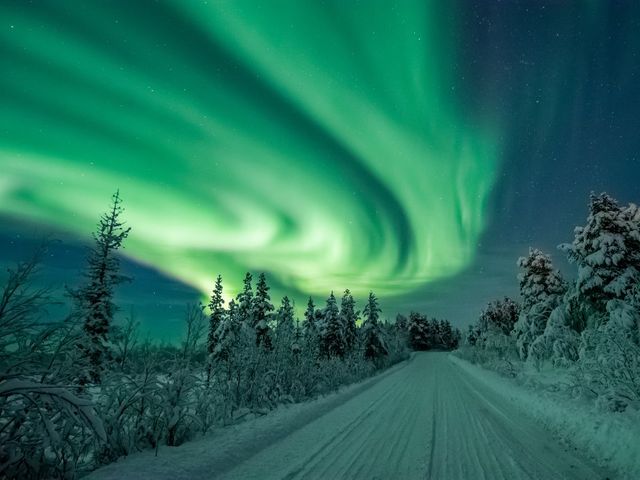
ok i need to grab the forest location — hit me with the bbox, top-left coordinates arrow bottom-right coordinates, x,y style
459,193 -> 640,413
0,191 -> 459,479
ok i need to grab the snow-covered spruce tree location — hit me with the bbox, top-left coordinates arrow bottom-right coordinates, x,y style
439,320 -> 454,349
205,275 -> 225,383
393,314 -> 409,349
274,296 -> 295,346
560,193 -> 640,324
302,297 -> 317,337
340,289 -> 358,354
395,313 -> 408,331
321,292 -> 345,358
273,296 -> 296,396
71,190 -> 131,384
237,272 -> 254,325
559,194 -> 640,406
472,298 -> 519,367
429,318 -> 441,345
209,297 -> 248,418
512,248 -> 566,361
529,281 -> 588,368
213,299 -> 240,361
253,273 -> 274,349
451,327 -> 462,349
517,249 -> 566,312
284,297 -> 318,397
302,297 -> 320,355
207,275 -> 225,356
563,282 -> 590,333
408,312 -> 429,350
381,315 -> 409,363
538,306 -> 580,368
314,307 -> 325,339
479,297 -> 520,337
362,292 -> 388,363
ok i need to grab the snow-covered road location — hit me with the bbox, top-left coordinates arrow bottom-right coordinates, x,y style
90,352 -> 610,480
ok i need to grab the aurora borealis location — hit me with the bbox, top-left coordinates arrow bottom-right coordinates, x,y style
0,1 -> 497,302
2,1 -> 640,337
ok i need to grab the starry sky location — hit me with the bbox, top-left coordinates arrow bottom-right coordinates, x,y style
1,1 -> 639,340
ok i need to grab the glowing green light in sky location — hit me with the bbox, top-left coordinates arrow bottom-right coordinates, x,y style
0,1 -> 498,307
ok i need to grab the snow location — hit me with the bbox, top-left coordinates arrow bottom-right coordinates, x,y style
87,352 -> 611,480
0,378 -> 107,442
450,355 -> 640,480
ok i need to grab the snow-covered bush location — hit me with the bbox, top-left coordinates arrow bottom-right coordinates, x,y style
543,307 -> 580,368
465,298 -> 519,351
0,247 -> 109,478
455,332 -> 519,378
0,378 -> 106,479
513,249 -> 565,361
97,370 -> 162,461
574,300 -> 640,411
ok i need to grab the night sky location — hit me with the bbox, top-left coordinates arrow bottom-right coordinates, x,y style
1,1 -> 639,340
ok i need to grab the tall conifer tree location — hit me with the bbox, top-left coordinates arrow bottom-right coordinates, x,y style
72,190 -> 130,383
253,273 -> 274,349
207,275 -> 225,355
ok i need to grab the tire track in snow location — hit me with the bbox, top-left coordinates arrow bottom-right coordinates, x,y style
220,352 -> 610,480
426,368 -> 438,480
89,353 -> 613,480
278,366 -> 409,479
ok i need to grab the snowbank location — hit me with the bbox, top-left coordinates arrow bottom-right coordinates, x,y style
449,354 -> 640,480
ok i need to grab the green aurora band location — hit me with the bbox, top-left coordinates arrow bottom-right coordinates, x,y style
0,1 -> 498,308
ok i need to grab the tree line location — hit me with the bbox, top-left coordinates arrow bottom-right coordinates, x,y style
395,312 -> 461,351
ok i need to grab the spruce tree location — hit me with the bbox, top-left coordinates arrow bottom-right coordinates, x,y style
480,297 -> 520,336
303,297 -> 316,337
561,193 -> 640,321
518,249 -> 566,312
340,289 -> 358,354
214,299 -> 239,361
362,291 -> 381,324
439,320 -> 453,348
395,313 -> 408,331
362,292 -> 387,361
236,272 -> 254,325
275,296 -> 295,346
302,297 -> 319,356
513,248 -> 565,359
253,273 -> 274,349
207,275 -> 225,355
72,190 -> 131,384
322,292 -> 344,358
451,326 -> 462,349
407,312 -> 429,350
429,318 -> 441,345
314,308 -> 325,335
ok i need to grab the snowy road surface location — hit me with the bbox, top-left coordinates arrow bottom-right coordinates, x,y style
90,352 -> 610,480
